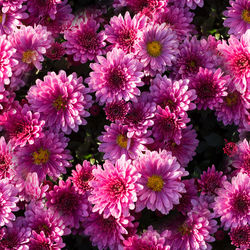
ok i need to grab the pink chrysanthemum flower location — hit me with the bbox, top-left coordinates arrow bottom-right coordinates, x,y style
83,212 -> 135,250
86,48 -> 144,105
0,217 -> 31,249
213,172 -> 250,230
104,11 -> 147,53
190,68 -> 229,110
0,35 -> 18,88
150,74 -> 196,117
0,0 -> 26,13
14,130 -> 72,181
155,5 -> 195,41
0,136 -> 14,180
0,104 -> 45,148
104,100 -> 129,122
134,150 -> 188,215
0,179 -> 19,227
124,93 -> 156,138
198,165 -> 227,197
27,70 -> 92,134
232,139 -> 250,176
172,36 -> 215,80
135,23 -> 179,75
46,179 -> 89,229
69,160 -> 96,195
46,42 -> 65,60
223,139 -> 238,157
25,201 -> 70,242
98,122 -> 153,163
10,24 -> 53,75
152,106 -> 189,144
0,90 -> 16,117
63,17 -> 106,63
164,197 -> 217,250
229,225 -> 250,249
123,226 -> 169,249
88,155 -> 142,219
217,31 -> 250,93
223,0 -> 250,39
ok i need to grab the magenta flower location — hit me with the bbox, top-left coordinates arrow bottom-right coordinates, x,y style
213,172 -> 250,230
229,225 -> 250,249
0,35 -> 18,89
46,179 -> 89,229
63,17 -> 106,63
104,100 -> 129,122
104,11 -> 147,53
190,68 -> 229,110
150,74 -> 196,117
86,48 -> 144,105
134,150 -> 188,215
46,42 -> 65,60
98,122 -> 153,163
135,23 -> 179,75
223,0 -> 250,38
69,160 -> 97,195
88,155 -> 142,219
0,0 -> 26,13
83,212 -> 135,250
184,0 -> 204,9
0,179 -> 19,227
10,24 -> 53,75
27,70 -> 92,134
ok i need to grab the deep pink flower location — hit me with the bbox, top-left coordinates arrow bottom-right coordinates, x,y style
86,48 -> 144,105
223,0 -> 250,38
46,179 -> 89,229
27,70 -> 92,134
46,42 -> 65,60
213,172 -> 250,230
229,225 -> 250,249
0,0 -> 26,13
98,122 -> 153,163
183,0 -> 204,9
104,100 -> 129,122
88,155 -> 142,218
63,17 -> 106,63
223,139 -> 238,157
134,150 -> 188,215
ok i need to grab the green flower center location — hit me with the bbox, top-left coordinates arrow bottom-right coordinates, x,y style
53,95 -> 67,110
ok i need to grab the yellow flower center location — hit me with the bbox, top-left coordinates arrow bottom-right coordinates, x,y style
225,92 -> 238,107
32,148 -> 50,165
116,134 -> 128,149
53,95 -> 67,110
0,15 -> 2,23
242,9 -> 250,23
147,175 -> 164,192
22,50 -> 36,64
147,41 -> 162,57
178,223 -> 191,235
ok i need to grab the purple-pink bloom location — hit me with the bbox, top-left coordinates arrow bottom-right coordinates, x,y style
134,150 -> 188,215
104,100 -> 129,122
86,47 -> 144,105
27,70 -> 92,134
229,225 -> 250,249
46,42 -> 65,60
0,0 -> 26,13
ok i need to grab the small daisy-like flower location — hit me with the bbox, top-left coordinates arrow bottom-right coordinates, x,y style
88,155 -> 142,219
190,68 -> 229,110
27,70 -> 92,134
0,35 -> 18,88
69,160 -> 96,195
0,104 -> 45,148
14,130 -> 72,181
232,139 -> 250,176
123,226 -> 169,250
223,0 -> 250,38
104,100 -> 129,122
98,122 -> 153,163
63,17 -> 106,63
124,93 -> 156,138
86,48 -> 144,105
152,106 -> 189,144
150,75 -> 196,117
229,225 -> 250,249
0,179 -> 19,227
213,172 -> 250,230
10,24 -> 53,75
104,11 -> 147,53
46,42 -> 65,60
134,150 -> 188,215
135,23 -> 179,75
83,212 -> 135,250
217,31 -> 250,93
198,165 -> 227,197
46,179 -> 89,229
